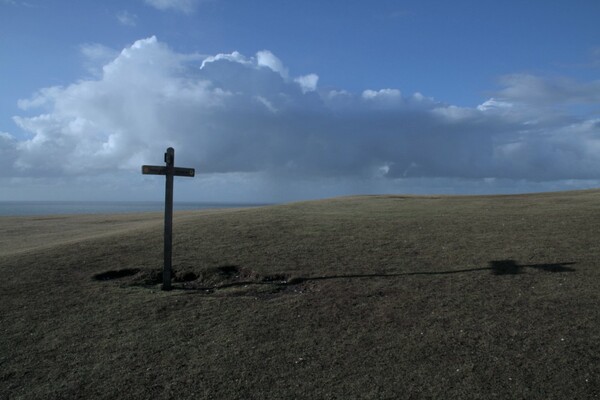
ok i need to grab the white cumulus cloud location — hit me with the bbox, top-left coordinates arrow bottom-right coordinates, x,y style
294,73 -> 319,93
3,36 -> 600,201
256,50 -> 289,78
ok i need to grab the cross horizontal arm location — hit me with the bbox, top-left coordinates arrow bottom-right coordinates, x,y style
142,165 -> 195,177
173,167 -> 195,177
142,165 -> 166,175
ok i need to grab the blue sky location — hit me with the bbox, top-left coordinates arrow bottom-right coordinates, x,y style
1,0 -> 600,202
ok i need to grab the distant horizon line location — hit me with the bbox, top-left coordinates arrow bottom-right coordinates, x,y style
1,187 -> 599,205
0,200 -> 272,204
0,200 -> 274,217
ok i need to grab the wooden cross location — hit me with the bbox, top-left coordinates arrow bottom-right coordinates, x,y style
142,147 -> 195,291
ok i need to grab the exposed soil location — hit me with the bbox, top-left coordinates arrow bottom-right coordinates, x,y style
95,265 -> 307,298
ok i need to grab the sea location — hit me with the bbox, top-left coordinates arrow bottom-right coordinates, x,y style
0,201 -> 269,217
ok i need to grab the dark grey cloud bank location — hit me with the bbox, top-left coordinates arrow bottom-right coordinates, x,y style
3,37 -> 600,200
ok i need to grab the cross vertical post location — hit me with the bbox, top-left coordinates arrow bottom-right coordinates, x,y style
163,147 -> 175,291
142,147 -> 195,291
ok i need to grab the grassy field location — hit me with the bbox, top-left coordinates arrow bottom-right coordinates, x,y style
1,190 -> 599,399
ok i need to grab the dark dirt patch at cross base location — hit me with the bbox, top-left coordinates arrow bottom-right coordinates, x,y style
93,268 -> 141,281
93,265 -> 307,298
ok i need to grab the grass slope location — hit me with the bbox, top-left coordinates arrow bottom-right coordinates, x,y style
1,191 -> 600,399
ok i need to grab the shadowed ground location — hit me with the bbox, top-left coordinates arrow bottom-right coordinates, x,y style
1,190 -> 599,399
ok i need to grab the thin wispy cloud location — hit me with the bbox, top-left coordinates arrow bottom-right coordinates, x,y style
116,10 -> 137,27
0,0 -> 35,6
78,43 -> 119,77
589,46 -> 600,68
144,0 -> 199,14
382,9 -> 414,19
497,74 -> 600,106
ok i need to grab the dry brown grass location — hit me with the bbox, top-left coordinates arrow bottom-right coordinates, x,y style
1,190 -> 599,399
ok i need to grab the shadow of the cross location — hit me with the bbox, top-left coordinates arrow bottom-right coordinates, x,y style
168,259 -> 576,292
489,260 -> 576,275
282,260 -> 576,284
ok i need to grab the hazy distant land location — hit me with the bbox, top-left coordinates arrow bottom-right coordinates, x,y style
1,190 -> 599,398
0,201 -> 268,217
